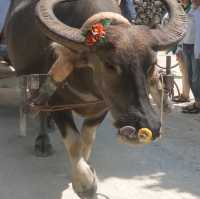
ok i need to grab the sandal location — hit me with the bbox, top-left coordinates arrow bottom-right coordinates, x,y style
182,103 -> 200,114
173,95 -> 190,103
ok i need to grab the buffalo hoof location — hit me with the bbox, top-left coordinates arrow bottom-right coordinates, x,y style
72,163 -> 97,199
34,135 -> 54,157
77,183 -> 97,199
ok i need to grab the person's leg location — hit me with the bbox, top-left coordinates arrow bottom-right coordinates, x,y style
0,44 -> 8,59
191,57 -> 200,104
0,0 -> 12,64
182,45 -> 200,113
120,0 -> 137,22
0,0 -> 11,34
117,0 -> 121,5
180,54 -> 190,99
183,44 -> 193,90
173,54 -> 190,102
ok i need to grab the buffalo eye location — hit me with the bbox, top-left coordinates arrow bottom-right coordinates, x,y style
106,64 -> 116,71
105,62 -> 121,74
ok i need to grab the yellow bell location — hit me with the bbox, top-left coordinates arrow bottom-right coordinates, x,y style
138,128 -> 153,144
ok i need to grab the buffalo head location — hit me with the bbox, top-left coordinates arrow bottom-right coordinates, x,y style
35,0 -> 187,144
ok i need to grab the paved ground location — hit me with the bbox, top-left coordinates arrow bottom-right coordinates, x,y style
0,103 -> 200,199
0,55 -> 200,199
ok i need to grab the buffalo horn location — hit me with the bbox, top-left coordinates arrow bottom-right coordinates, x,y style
150,0 -> 188,50
35,0 -> 130,49
36,0 -> 86,50
80,12 -> 131,32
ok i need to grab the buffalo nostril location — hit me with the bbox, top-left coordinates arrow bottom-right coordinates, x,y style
119,126 -> 137,139
138,128 -> 153,144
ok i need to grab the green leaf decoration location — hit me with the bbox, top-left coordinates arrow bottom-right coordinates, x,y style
99,37 -> 108,45
81,32 -> 86,37
101,19 -> 112,27
82,30 -> 89,37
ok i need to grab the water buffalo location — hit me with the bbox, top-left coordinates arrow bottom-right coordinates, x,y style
5,0 -> 187,198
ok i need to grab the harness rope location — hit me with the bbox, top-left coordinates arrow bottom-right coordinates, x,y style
30,100 -> 109,112
160,74 -> 165,133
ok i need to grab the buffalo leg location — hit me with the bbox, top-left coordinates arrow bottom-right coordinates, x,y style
52,111 -> 97,199
34,112 -> 54,157
81,112 -> 107,161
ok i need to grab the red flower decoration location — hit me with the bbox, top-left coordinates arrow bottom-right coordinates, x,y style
86,23 -> 106,46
